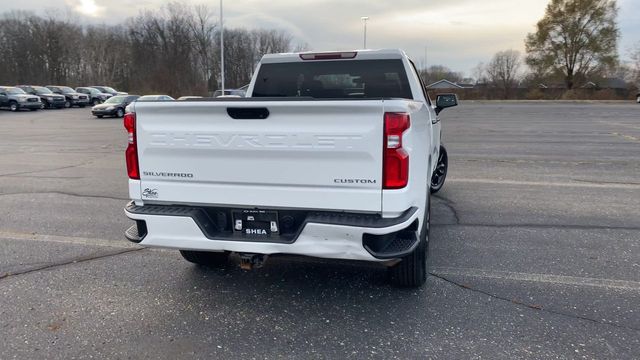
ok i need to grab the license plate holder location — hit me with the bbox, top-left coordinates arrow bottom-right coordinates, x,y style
233,210 -> 279,237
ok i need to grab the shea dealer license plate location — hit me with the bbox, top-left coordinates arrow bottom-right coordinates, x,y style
233,210 -> 279,236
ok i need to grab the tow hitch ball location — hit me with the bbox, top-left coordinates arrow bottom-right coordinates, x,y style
238,253 -> 267,270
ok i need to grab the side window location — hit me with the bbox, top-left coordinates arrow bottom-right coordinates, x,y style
409,60 -> 431,106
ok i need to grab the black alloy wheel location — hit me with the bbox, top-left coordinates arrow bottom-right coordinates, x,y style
430,145 -> 448,194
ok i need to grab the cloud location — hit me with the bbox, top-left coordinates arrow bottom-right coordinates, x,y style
63,0 -> 104,18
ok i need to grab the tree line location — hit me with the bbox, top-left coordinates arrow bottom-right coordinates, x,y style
0,4 -> 294,97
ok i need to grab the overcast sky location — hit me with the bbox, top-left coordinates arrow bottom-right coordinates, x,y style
7,0 -> 640,76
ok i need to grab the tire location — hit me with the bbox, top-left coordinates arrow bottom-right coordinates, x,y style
636,96 -> 640,104
96,115 -> 104,118
30,108 -> 38,111
116,108 -> 124,118
40,102 -> 46,109
180,250 -> 230,267
64,100 -> 71,108
92,99 -> 100,106
430,145 -> 448,194
9,101 -> 18,112
388,192 -> 430,287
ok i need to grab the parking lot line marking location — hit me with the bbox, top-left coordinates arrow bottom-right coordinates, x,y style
0,231 -> 139,249
447,178 -> 640,189
431,267 -> 640,291
611,132 -> 640,142
599,120 -> 640,131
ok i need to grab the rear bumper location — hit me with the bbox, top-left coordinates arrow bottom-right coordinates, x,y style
92,109 -> 117,116
124,202 -> 421,262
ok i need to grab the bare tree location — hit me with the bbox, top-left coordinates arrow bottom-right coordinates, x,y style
189,4 -> 217,92
294,42 -> 311,52
472,62 -> 486,84
486,50 -> 521,99
418,65 -> 463,85
630,42 -> 640,86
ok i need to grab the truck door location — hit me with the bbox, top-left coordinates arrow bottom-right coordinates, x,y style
408,61 -> 440,170
0,90 -> 8,107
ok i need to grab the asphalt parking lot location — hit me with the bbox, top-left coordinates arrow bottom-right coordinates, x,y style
1,102 -> 639,359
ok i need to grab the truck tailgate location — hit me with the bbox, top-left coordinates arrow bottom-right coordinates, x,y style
134,100 -> 384,212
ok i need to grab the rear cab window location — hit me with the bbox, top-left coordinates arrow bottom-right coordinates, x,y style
252,60 -> 413,100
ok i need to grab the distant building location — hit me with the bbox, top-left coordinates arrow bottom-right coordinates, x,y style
581,78 -> 627,90
600,78 -> 628,90
426,79 -> 474,89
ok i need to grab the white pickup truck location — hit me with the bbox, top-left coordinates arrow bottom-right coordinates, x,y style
123,49 -> 457,287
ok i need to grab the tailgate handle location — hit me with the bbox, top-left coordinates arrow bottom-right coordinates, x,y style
226,107 -> 270,120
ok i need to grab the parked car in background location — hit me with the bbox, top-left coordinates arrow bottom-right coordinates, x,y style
136,95 -> 174,101
89,86 -> 128,96
91,95 -> 139,118
213,89 -> 246,97
76,87 -> 112,105
16,85 -> 66,109
127,95 -> 173,113
45,86 -> 90,108
0,86 -> 41,111
177,96 -> 203,100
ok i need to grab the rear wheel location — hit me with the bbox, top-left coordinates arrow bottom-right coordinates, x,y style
180,250 -> 230,267
9,102 -> 18,112
430,145 -> 448,194
64,100 -> 71,108
388,192 -> 430,287
92,99 -> 100,105
116,108 -> 124,118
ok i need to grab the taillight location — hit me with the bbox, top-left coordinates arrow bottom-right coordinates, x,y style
383,112 -> 410,189
124,113 -> 139,179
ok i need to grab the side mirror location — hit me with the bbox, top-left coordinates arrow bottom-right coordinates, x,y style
435,93 -> 458,115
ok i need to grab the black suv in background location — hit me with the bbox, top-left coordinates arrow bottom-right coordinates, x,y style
89,86 -> 127,96
91,95 -> 139,118
45,86 -> 91,108
17,85 -> 66,109
76,87 -> 112,105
